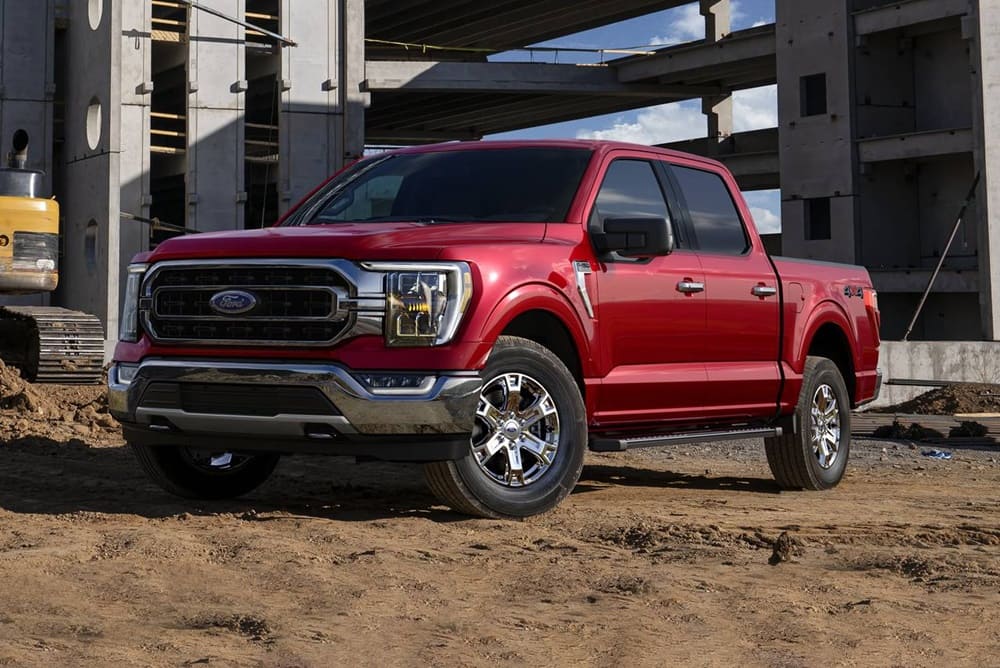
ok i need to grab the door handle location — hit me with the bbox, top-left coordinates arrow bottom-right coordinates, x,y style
752,285 -> 778,298
676,280 -> 705,294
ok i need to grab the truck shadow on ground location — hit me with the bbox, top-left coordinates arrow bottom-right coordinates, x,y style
0,437 -> 780,521
577,464 -> 781,495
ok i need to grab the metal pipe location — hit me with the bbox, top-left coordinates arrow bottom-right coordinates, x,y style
902,172 -> 981,341
179,0 -> 297,47
7,129 -> 29,169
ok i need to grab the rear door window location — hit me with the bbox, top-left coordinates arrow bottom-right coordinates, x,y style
669,165 -> 749,255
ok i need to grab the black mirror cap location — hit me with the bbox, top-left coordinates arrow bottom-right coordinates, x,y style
592,217 -> 674,258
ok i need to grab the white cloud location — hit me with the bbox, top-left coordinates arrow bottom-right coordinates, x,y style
750,206 -> 781,234
575,84 -> 777,144
649,1 -> 774,46
576,101 -> 705,144
733,84 -> 778,132
650,4 -> 704,46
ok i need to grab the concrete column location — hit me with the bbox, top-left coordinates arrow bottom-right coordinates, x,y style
278,0 -> 366,212
700,0 -> 731,144
703,95 -> 733,142
118,0 -> 151,290
187,0 -> 245,232
776,0 -> 857,265
701,0 -> 730,42
61,0 -> 122,355
971,1 -> 1000,340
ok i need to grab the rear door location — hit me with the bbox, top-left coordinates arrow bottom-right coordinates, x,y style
589,153 -> 709,425
665,162 -> 781,419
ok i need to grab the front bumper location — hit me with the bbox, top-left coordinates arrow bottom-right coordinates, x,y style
109,360 -> 482,461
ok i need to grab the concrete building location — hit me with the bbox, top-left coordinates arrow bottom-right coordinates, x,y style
0,0 -> 998,362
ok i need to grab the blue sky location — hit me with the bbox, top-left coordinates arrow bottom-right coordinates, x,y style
491,0 -> 781,232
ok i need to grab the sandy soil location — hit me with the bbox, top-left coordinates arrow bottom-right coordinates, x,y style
0,384 -> 998,667
872,383 -> 1000,415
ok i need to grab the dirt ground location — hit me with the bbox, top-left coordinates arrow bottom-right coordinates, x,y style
0,381 -> 998,667
872,383 -> 1000,415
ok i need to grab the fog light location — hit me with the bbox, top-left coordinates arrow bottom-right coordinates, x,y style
358,374 -> 431,393
116,363 -> 139,385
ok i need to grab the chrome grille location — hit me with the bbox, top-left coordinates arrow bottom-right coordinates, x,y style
143,262 -> 356,346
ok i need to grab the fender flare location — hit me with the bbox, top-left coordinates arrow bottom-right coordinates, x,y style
472,282 -> 594,372
794,299 -> 859,375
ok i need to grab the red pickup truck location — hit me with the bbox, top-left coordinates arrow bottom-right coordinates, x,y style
109,140 -> 881,518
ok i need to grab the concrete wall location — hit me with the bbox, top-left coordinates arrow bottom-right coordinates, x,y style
972,1 -> 1000,340
870,339 -> 1000,408
776,0 -> 858,265
188,0 -> 245,232
60,0 -> 121,357
119,0 -> 151,307
279,0 -> 366,211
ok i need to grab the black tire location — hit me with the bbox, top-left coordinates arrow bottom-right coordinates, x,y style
423,335 -> 587,519
765,356 -> 851,491
130,442 -> 280,500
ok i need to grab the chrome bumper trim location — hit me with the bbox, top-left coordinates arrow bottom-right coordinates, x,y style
109,360 -> 482,437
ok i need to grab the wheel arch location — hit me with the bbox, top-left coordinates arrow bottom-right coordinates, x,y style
476,284 -> 593,396
804,320 -> 856,406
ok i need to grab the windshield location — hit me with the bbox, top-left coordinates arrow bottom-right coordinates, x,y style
288,147 -> 593,225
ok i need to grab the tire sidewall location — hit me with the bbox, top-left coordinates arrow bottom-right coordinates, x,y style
451,341 -> 586,517
137,443 -> 280,499
798,359 -> 851,489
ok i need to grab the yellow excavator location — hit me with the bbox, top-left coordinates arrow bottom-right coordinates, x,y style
0,131 -> 104,383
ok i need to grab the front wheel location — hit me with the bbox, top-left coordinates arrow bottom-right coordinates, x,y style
765,356 -> 851,490
424,336 -> 587,518
130,442 -> 280,500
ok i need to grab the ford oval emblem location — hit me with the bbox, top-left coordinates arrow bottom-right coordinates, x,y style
209,290 -> 258,316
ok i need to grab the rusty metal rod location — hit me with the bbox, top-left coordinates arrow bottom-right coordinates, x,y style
902,172 -> 980,342
179,0 -> 297,47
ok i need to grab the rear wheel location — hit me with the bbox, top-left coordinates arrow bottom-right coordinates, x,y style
765,356 -> 851,490
423,336 -> 586,518
130,442 -> 280,499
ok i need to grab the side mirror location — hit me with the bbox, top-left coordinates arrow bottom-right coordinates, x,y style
592,217 -> 674,258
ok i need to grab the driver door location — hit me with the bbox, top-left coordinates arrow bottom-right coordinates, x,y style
590,154 -> 709,426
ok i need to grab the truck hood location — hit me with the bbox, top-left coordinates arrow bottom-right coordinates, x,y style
145,222 -> 548,262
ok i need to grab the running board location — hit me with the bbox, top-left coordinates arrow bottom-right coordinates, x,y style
589,427 -> 782,452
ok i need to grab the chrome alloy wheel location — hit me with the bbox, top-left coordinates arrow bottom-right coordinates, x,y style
810,384 -> 841,470
472,372 -> 561,488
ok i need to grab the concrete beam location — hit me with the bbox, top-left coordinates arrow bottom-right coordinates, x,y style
366,0 -> 690,53
720,151 -> 779,179
363,61 -> 690,98
854,0 -> 970,37
366,129 -> 481,144
858,128 -> 974,163
615,25 -> 776,84
870,269 -> 979,294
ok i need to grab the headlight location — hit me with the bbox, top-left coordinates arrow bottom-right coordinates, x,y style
363,262 -> 472,347
119,263 -> 148,343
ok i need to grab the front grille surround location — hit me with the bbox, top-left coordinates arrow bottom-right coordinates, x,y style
139,259 -> 386,347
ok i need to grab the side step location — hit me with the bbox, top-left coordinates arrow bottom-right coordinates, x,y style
590,427 -> 783,452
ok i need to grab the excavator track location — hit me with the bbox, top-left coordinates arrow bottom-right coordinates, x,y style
0,306 -> 104,384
